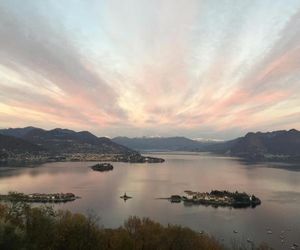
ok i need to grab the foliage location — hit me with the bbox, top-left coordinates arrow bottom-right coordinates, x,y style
0,203 -> 272,250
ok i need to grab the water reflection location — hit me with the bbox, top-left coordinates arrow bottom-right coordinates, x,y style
237,158 -> 300,172
0,153 -> 299,249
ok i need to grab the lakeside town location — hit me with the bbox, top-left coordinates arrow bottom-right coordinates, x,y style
0,152 -> 165,164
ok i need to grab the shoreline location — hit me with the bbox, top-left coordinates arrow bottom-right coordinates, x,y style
0,152 -> 165,166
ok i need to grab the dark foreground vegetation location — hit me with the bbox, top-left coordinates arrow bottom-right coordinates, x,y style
0,203 -> 272,250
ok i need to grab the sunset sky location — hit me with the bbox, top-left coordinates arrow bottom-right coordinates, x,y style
0,0 -> 299,140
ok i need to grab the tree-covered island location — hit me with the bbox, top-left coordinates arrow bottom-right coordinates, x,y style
166,190 -> 261,208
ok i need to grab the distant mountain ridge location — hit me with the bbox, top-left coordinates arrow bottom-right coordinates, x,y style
0,126 -> 37,138
0,127 -> 133,157
227,129 -> 300,161
112,136 -> 217,151
0,134 -> 47,161
0,134 -> 45,153
113,129 -> 300,162
1,127 -> 299,163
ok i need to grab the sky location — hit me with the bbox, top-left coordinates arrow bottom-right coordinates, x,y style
0,0 -> 300,140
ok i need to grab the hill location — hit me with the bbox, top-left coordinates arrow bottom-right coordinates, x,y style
228,129 -> 300,161
113,129 -> 300,162
0,126 -> 37,138
0,127 -> 167,163
0,127 -> 133,155
0,134 -> 46,161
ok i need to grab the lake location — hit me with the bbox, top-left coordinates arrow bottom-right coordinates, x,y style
0,152 -> 299,249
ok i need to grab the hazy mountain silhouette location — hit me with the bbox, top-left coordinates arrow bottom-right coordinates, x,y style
112,136 -> 217,151
113,130 -> 300,162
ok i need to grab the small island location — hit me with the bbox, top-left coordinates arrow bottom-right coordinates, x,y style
165,190 -> 261,208
114,154 -> 165,163
91,163 -> 114,172
120,193 -> 132,201
0,192 -> 78,203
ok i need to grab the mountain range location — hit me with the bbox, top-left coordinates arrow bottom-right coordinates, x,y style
0,127 -> 132,154
112,136 -> 217,151
0,127 -> 134,162
1,127 -> 299,163
113,129 -> 300,162
227,129 -> 300,161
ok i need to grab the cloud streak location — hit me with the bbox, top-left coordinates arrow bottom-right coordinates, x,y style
0,0 -> 299,139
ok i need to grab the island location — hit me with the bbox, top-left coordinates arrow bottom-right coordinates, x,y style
0,192 -> 78,203
120,193 -> 132,201
114,154 -> 165,163
90,163 -> 113,172
165,190 -> 261,208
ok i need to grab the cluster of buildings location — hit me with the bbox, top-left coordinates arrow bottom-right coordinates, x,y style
27,193 -> 76,202
180,190 -> 261,207
183,190 -> 234,205
0,192 -> 77,203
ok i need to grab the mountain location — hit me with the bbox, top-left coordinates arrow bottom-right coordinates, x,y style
0,126 -> 37,138
0,134 -> 46,161
0,134 -> 45,153
113,129 -> 300,162
0,127 -> 133,155
227,129 -> 300,161
1,127 -> 299,163
112,136 -> 217,151
201,129 -> 300,162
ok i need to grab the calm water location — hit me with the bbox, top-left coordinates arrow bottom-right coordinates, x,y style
1,152 -> 299,249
